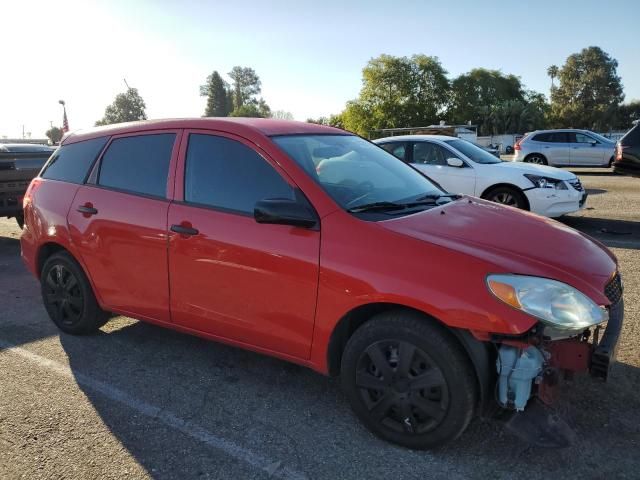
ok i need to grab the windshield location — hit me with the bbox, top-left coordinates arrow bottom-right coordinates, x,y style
443,139 -> 502,164
272,134 -> 445,211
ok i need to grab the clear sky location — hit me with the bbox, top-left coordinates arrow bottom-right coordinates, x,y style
2,0 -> 638,138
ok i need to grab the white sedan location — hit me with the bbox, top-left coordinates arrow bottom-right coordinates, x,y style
374,135 -> 587,217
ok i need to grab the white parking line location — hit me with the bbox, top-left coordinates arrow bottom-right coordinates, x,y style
0,339 -> 307,480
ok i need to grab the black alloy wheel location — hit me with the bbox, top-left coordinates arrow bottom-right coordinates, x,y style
43,264 -> 84,327
355,340 -> 449,435
41,252 -> 110,334
340,312 -> 477,449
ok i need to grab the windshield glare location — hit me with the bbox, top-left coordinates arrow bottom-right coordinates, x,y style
444,139 -> 502,164
272,135 -> 444,210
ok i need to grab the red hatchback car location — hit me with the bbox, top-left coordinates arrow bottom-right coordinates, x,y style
21,118 -> 623,448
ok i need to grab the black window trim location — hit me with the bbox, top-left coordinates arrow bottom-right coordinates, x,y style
89,130 -> 179,201
181,131 -> 301,219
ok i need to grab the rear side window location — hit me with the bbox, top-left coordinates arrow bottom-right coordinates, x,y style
621,124 -> 640,145
379,142 -> 407,161
532,132 -> 569,143
98,134 -> 175,198
184,134 -> 294,214
41,137 -> 108,184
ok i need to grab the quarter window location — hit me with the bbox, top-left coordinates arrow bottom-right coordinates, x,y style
98,134 -> 175,198
380,142 -> 407,161
41,137 -> 108,184
184,134 -> 294,214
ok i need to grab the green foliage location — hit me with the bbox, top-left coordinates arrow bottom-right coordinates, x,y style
614,100 -> 640,130
306,114 -> 344,129
228,98 -> 271,118
547,65 -> 559,88
95,88 -> 147,126
341,54 -> 450,136
448,68 -> 525,135
550,47 -> 624,130
45,126 -> 64,144
200,71 -> 230,117
228,66 -> 262,111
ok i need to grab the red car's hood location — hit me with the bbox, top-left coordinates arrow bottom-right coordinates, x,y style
380,198 -> 617,304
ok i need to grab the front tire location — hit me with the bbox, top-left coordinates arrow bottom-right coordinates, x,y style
340,311 -> 477,449
483,186 -> 528,210
41,252 -> 109,334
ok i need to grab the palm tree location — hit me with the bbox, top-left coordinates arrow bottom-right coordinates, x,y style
547,65 -> 559,90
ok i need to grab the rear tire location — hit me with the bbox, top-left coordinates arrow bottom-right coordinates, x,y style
41,252 -> 109,334
340,311 -> 477,449
524,154 -> 547,165
483,186 -> 528,210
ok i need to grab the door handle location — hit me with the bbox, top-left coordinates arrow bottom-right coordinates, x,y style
77,205 -> 98,215
170,224 -> 199,236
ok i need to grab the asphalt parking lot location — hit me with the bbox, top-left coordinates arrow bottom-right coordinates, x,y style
1,168 -> 638,480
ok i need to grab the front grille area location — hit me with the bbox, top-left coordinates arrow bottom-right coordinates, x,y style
605,272 -> 623,304
569,179 -> 584,192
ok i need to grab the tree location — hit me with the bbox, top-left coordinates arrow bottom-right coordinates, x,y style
547,65 -> 559,90
307,114 -> 344,129
200,71 -> 230,117
448,68 -> 525,135
272,110 -> 294,120
228,66 -> 262,110
95,87 -> 147,126
550,46 -> 624,130
228,98 -> 271,118
341,54 -> 450,136
614,100 -> 640,129
45,126 -> 64,144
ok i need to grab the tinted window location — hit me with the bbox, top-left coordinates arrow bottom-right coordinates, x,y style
533,132 -> 569,143
621,124 -> 640,145
185,134 -> 294,214
98,134 -> 175,198
380,142 -> 407,161
41,137 -> 108,184
412,142 -> 453,166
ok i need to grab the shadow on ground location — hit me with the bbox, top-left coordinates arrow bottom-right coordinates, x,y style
561,216 -> 640,250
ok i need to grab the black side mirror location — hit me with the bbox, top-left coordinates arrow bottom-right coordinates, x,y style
254,198 -> 318,228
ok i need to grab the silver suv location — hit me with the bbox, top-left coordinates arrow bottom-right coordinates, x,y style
514,129 -> 616,167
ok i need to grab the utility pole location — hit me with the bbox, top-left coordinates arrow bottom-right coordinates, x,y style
123,78 -> 131,90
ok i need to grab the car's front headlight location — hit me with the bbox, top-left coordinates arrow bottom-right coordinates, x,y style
523,174 -> 568,190
487,274 -> 608,332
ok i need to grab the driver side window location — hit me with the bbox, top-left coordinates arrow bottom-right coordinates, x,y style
412,142 -> 456,166
573,133 -> 597,144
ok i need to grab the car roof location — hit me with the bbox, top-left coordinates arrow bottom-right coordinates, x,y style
62,118 -> 348,145
375,135 -> 457,142
0,143 -> 55,152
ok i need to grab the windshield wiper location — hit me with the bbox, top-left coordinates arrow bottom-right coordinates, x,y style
412,193 -> 462,202
348,198 -> 443,213
347,201 -> 408,213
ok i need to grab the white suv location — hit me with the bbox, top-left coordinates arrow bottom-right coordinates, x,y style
514,129 -> 615,167
375,135 -> 587,218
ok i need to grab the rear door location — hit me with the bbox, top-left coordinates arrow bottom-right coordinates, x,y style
67,131 -> 180,322
167,130 -> 320,359
410,141 -> 476,194
537,132 -> 572,165
569,132 -> 607,166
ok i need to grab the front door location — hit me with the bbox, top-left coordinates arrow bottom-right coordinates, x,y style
410,141 -> 476,194
167,131 -> 320,359
569,132 -> 607,166
67,131 -> 179,322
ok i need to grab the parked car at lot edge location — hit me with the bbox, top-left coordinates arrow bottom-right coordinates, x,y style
21,118 -> 623,449
514,129 -> 616,167
375,135 -> 587,217
613,122 -> 640,177
0,143 -> 55,228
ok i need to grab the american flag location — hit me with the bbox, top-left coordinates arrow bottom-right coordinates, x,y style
62,106 -> 69,132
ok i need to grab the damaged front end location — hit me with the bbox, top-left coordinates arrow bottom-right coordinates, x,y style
489,272 -> 624,446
